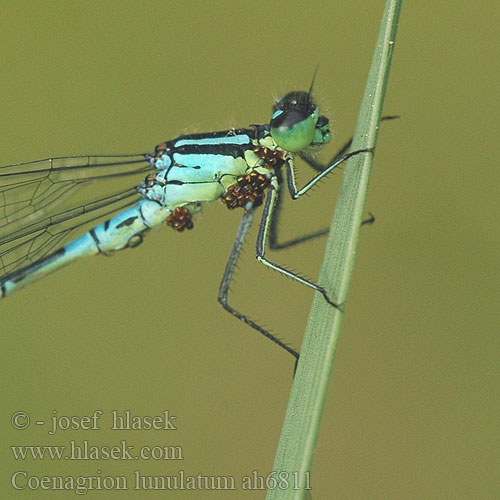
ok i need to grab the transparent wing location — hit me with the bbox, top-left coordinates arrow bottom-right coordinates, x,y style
0,154 -> 152,277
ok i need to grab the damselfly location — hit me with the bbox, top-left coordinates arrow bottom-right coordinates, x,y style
0,90 -> 371,358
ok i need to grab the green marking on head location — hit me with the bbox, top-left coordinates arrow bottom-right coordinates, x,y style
270,91 -> 331,152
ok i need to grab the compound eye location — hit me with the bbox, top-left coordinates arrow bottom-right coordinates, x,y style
270,109 -> 309,131
270,108 -> 318,152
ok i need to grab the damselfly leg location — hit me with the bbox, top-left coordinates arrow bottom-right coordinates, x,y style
218,147 -> 371,358
270,117 -> 399,251
218,209 -> 301,360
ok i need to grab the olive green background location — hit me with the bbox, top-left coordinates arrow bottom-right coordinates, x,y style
2,1 -> 498,498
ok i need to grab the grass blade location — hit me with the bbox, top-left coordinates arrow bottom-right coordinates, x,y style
266,1 -> 403,498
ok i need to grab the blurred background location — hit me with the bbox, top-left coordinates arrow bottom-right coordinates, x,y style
2,1 -> 498,498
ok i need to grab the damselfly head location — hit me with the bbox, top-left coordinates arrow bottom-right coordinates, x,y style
270,91 -> 331,152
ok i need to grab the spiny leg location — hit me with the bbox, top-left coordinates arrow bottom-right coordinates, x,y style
277,118 -> 399,246
267,148 -> 373,252
285,148 -> 372,200
256,147 -> 374,309
298,135 -> 355,173
218,208 -> 299,359
270,137 -> 374,250
269,180 -> 331,251
256,179 -> 340,308
269,198 -> 374,251
218,142 -> 381,355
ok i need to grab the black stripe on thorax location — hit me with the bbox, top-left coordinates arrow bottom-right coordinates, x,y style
171,143 -> 252,158
156,125 -> 272,161
172,128 -> 256,142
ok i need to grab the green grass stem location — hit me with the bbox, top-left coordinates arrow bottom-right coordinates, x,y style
266,1 -> 402,498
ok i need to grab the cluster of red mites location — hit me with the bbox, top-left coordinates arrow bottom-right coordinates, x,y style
254,146 -> 283,167
165,145 -> 284,230
221,146 -> 284,210
222,170 -> 270,209
166,207 -> 194,232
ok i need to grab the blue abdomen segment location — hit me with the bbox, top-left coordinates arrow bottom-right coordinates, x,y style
0,199 -> 170,297
90,199 -> 170,252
